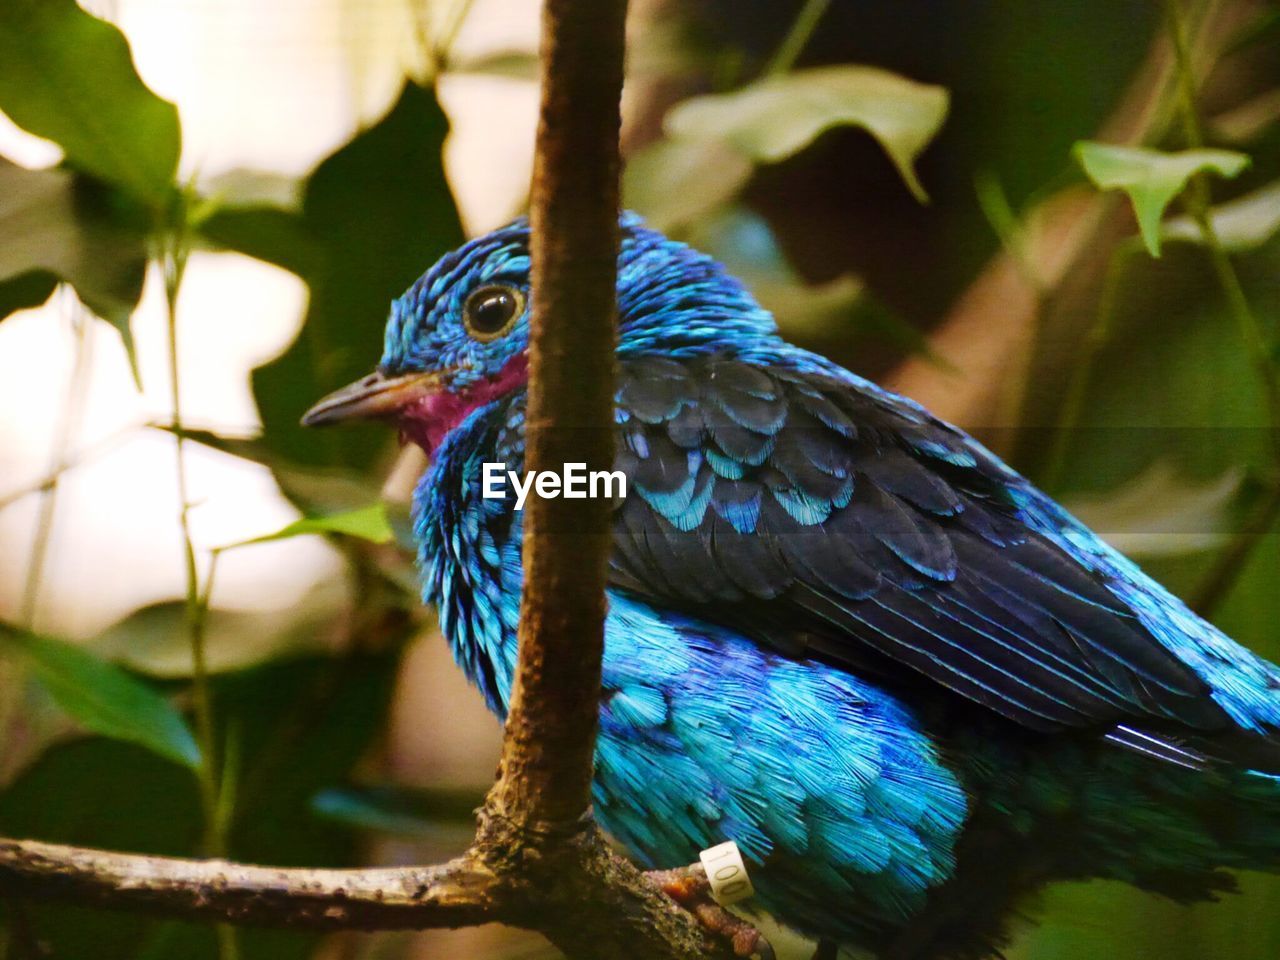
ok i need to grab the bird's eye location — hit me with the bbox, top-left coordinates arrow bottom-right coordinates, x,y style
463,284 -> 524,341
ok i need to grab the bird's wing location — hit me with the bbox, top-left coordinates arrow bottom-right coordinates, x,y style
609,354 -> 1230,737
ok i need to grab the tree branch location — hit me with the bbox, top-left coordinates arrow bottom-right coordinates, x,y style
0,840 -> 497,930
0,828 -> 735,960
491,0 -> 627,828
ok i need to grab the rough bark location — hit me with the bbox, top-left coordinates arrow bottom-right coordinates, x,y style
490,0 -> 627,833
0,841 -> 497,931
0,825 -> 732,960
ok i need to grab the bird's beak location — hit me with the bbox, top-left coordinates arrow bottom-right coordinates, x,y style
301,370 -> 443,427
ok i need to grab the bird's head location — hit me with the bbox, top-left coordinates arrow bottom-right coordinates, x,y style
301,213 -> 777,454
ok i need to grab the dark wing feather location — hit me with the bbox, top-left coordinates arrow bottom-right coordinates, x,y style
610,355 -> 1230,737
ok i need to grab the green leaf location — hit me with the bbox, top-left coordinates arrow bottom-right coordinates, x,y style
223,503 -> 394,549
0,0 -> 181,207
1163,178 -> 1280,253
665,65 -> 950,203
202,82 -> 464,474
974,169 -> 1043,290
90,582 -> 348,678
198,204 -> 320,279
220,653 -> 403,872
0,624 -> 200,769
0,653 -> 402,960
0,739 -> 209,958
623,137 -> 753,233
677,206 -> 937,363
1062,462 -> 1242,557
683,206 -> 863,327
1072,141 -> 1250,256
0,158 -> 148,364
0,270 -> 57,319
447,50 -> 540,80
200,168 -> 303,211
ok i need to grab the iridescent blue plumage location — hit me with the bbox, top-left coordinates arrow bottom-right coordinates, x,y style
364,215 -> 1280,957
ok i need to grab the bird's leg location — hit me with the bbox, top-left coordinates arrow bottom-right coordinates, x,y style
647,864 -> 776,960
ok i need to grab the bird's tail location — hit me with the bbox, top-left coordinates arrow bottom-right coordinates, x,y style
963,729 -> 1280,903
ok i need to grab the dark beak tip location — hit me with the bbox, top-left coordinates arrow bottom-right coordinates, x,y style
300,394 -> 349,428
300,384 -> 366,430
299,370 -> 433,429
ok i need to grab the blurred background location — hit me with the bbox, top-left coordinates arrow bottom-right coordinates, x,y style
2,0 -> 1280,958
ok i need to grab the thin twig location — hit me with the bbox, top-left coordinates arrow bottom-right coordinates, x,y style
762,0 -> 831,77
161,233 -> 216,836
0,424 -> 145,513
18,295 -> 93,629
431,0 -> 478,75
161,219 -> 237,960
1164,0 -> 1280,615
1040,242 -> 1137,493
2,298 -> 95,825
1193,479 -> 1280,615
1165,0 -> 1276,449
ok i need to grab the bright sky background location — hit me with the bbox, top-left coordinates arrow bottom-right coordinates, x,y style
0,0 -> 540,640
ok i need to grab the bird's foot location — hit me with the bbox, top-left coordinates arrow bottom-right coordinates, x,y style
648,864 -> 775,960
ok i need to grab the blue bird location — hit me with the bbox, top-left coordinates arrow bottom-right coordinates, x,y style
303,214 -> 1280,959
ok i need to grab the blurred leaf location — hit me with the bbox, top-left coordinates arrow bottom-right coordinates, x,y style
758,274 -> 866,333
1063,461 -> 1242,557
688,205 -> 876,328
1211,89 -> 1280,144
203,82 -> 464,475
842,294 -> 939,359
0,159 -> 148,362
685,206 -> 845,298
90,578 -> 350,677
0,654 -> 401,960
0,660 -> 78,790
223,654 -> 403,869
225,503 -> 394,548
199,168 -> 303,212
311,784 -> 481,837
1072,142 -> 1250,256
975,169 -> 1042,290
198,205 -> 320,278
0,624 -> 200,769
624,138 -> 753,233
682,205 -> 938,360
666,65 -> 950,202
191,169 -> 312,274
447,50 -> 539,80
0,0 -> 180,207
1164,179 -> 1280,253
1222,8 -> 1280,56
0,270 -> 57,318
153,424 -> 397,518
626,16 -> 715,82
0,739 -> 212,960
0,738 -> 201,853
